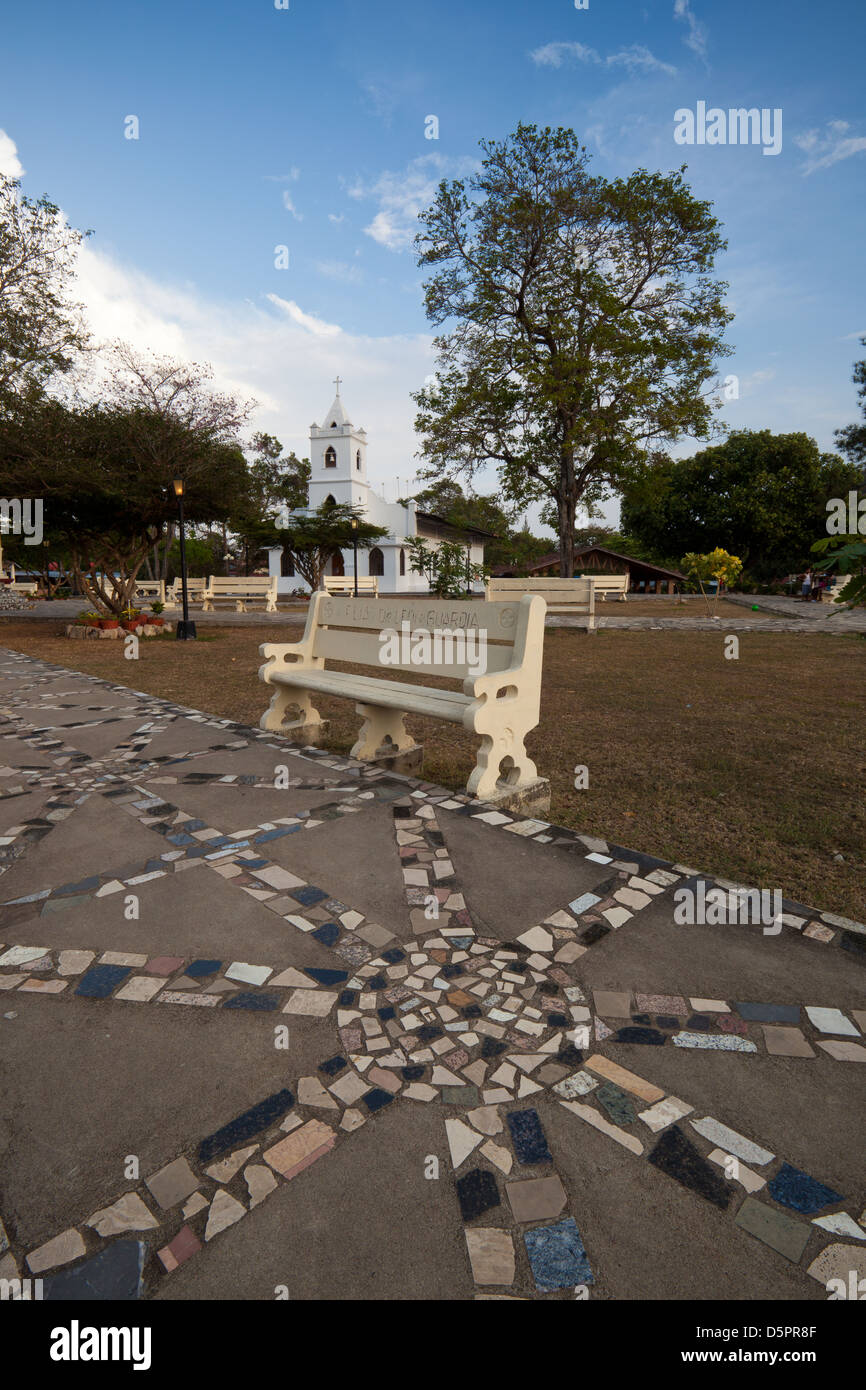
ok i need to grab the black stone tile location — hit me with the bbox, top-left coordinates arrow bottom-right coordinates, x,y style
318,1055 -> 347,1077
461,1004 -> 482,1019
580,923 -> 610,945
311,922 -> 340,948
363,1088 -> 395,1114
199,1088 -> 294,1163
631,1013 -> 652,1026
506,1109 -> 552,1165
338,989 -> 357,1007
366,974 -> 387,990
686,1014 -> 713,1031
381,947 -> 405,964
614,1026 -> 666,1045
656,1015 -> 680,1030
548,1012 -> 569,1027
401,1064 -> 425,1081
43,1240 -> 145,1301
480,1037 -> 507,1059
303,967 -> 348,986
557,1043 -> 584,1067
377,1005 -> 396,1022
222,992 -> 280,1012
455,1167 -> 501,1222
416,1024 -> 444,1042
647,1125 -> 731,1210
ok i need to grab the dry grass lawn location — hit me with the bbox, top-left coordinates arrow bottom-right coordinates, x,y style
2,616 -> 863,919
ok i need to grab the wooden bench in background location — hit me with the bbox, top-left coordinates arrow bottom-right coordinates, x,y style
203,576 -> 278,613
486,577 -> 596,631
258,592 -> 549,808
323,575 -> 379,597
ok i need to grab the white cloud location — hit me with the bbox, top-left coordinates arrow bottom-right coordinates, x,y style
265,168 -> 300,182
673,0 -> 708,62
71,241 -> 435,480
530,41 -> 676,76
351,154 -> 477,253
282,189 -> 303,220
0,130 -> 24,177
328,212 -> 345,224
316,260 -> 363,284
266,295 -> 342,338
795,122 -> 866,175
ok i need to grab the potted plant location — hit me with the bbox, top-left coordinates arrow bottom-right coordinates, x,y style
99,616 -> 120,629
149,600 -> 165,628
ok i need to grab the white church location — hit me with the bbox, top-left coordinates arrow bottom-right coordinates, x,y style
266,381 -> 491,595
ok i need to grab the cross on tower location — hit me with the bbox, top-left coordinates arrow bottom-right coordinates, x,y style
333,375 -> 342,394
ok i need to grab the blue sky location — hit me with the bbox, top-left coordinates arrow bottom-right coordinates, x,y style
3,0 -> 864,529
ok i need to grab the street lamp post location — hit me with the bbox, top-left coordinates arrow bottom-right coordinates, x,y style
351,517 -> 359,597
466,545 -> 472,597
173,478 -> 196,640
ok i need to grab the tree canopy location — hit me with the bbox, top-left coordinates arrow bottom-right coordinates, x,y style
619,430 -> 861,581
835,337 -> 866,475
412,123 -> 732,575
0,173 -> 90,403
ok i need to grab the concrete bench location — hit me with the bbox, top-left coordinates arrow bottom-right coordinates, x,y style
258,592 -> 549,807
166,577 -> 210,609
133,579 -> 166,604
585,574 -> 628,602
203,576 -> 278,613
486,577 -> 596,630
323,575 -> 379,597
7,580 -> 38,596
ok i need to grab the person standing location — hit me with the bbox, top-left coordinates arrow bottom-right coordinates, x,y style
801,569 -> 812,601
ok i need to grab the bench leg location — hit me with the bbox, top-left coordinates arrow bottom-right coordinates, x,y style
351,703 -> 417,761
260,683 -> 326,739
467,729 -> 540,802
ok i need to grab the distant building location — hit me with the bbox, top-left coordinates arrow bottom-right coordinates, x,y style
494,543 -> 686,594
266,381 -> 491,594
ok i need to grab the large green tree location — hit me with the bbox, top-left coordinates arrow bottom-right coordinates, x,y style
0,395 -> 250,613
620,431 -> 861,581
835,336 -> 866,475
0,174 -> 90,402
412,123 -> 733,576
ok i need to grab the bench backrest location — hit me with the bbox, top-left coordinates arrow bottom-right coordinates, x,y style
323,576 -> 379,594
304,592 -> 542,680
134,580 -> 165,599
208,575 -> 276,594
170,577 -> 209,597
10,581 -> 37,594
486,577 -> 594,608
585,574 -> 628,593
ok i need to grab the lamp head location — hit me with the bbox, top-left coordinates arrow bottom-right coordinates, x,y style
173,478 -> 185,498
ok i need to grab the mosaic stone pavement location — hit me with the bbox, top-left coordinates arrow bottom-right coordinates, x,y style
0,648 -> 864,1300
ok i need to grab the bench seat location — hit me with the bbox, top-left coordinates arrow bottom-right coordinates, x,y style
267,665 -> 471,724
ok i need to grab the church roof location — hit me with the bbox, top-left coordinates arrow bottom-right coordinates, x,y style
321,390 -> 350,428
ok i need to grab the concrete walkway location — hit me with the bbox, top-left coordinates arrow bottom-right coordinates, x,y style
10,593 -> 866,634
0,648 -> 864,1301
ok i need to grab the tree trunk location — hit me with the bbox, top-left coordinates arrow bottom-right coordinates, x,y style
557,445 -> 577,577
558,488 -> 576,576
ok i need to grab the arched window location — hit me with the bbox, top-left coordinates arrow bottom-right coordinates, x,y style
368,547 -> 384,577
331,552 -> 345,577
399,548 -> 405,576
324,446 -> 337,468
280,548 -> 295,578
356,449 -> 361,470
